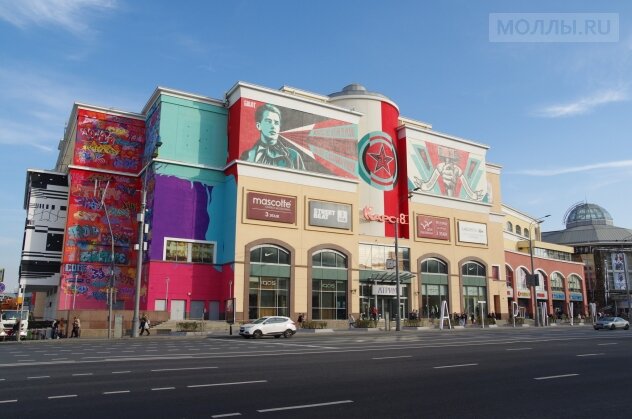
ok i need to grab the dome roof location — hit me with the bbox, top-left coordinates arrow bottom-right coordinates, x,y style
565,203 -> 613,228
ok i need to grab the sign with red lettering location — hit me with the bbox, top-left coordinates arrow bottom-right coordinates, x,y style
416,215 -> 450,240
246,192 -> 296,224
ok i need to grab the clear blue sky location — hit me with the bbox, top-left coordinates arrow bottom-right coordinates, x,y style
1,1 -> 631,291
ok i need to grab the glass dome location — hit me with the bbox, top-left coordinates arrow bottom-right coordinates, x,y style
565,203 -> 613,228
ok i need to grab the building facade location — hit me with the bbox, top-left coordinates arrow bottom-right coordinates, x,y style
20,81 -> 586,328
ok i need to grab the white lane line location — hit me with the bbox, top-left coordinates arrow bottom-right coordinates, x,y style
112,371 -> 131,374
72,373 -> 93,376
48,395 -> 77,399
151,366 -> 218,372
52,358 -> 69,361
0,400 -> 18,404
151,387 -> 175,391
598,343 -> 617,346
27,376 -> 50,379
187,380 -> 267,388
433,363 -> 478,369
146,349 -> 158,352
372,355 -> 412,360
18,360 -> 36,362
534,374 -> 579,380
576,353 -> 604,357
14,355 -> 30,357
506,348 -> 532,351
0,379 -> 5,381
103,390 -> 130,395
212,413 -> 242,418
258,400 -> 354,413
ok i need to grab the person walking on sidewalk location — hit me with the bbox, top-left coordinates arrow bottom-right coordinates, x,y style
70,317 -> 81,338
139,314 -> 151,336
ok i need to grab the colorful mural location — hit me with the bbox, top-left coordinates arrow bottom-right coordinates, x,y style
237,99 -> 358,178
74,109 -> 146,174
408,140 -> 489,203
143,102 -> 161,167
61,170 -> 140,309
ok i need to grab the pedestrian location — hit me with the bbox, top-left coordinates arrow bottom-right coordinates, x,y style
70,316 -> 81,338
371,306 -> 378,321
348,314 -> 356,329
51,319 -> 59,339
297,313 -> 304,328
140,314 -> 150,336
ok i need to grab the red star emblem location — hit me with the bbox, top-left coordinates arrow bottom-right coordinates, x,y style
368,144 -> 394,176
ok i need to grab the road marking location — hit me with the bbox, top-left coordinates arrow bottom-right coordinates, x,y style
506,348 -> 532,351
151,387 -> 175,391
151,366 -> 218,372
112,371 -> 131,374
48,395 -> 77,399
0,400 -> 17,404
372,355 -> 412,360
433,363 -> 478,369
598,343 -> 617,346
258,400 -> 353,413
534,374 -> 579,380
103,390 -> 130,395
0,379 -> 5,381
27,376 -> 50,379
576,353 -> 604,357
187,380 -> 267,388
17,360 -> 36,362
212,413 -> 242,418
72,373 -> 93,376
52,358 -> 68,361
15,355 -> 30,357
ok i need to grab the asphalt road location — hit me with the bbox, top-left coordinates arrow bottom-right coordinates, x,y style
1,327 -> 631,418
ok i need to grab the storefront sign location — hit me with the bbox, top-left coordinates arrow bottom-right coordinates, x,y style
457,221 -> 488,245
517,290 -> 531,298
507,288 -> 514,298
309,200 -> 352,230
536,291 -> 548,299
552,291 -> 565,300
570,292 -> 583,301
246,192 -> 296,224
416,214 -> 450,240
372,284 -> 397,296
362,206 -> 408,224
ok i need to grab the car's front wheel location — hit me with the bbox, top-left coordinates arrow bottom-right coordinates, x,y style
283,329 -> 294,338
610,324 -> 616,330
625,324 -> 630,330
594,326 -> 599,330
253,330 -> 263,339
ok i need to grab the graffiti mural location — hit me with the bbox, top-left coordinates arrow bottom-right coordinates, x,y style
235,99 -> 358,178
61,170 -> 140,309
143,102 -> 161,167
74,109 -> 146,174
408,139 -> 489,203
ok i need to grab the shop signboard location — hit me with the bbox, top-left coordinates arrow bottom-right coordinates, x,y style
308,200 -> 352,230
536,291 -> 548,299
517,290 -> 531,298
372,284 -> 397,296
507,288 -> 514,298
416,214 -> 450,240
552,291 -> 565,300
570,292 -> 583,301
246,192 -> 296,224
457,221 -> 487,245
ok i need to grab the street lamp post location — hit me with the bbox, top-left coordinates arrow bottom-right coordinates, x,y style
395,219 -> 401,332
529,214 -> 550,327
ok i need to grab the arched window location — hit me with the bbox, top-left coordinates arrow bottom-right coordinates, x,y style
461,261 -> 487,316
248,245 -> 290,319
550,272 -> 564,291
568,274 -> 582,291
506,221 -> 513,232
505,265 -> 514,289
515,225 -> 522,236
311,249 -> 348,320
523,229 -> 530,239
421,258 -> 449,318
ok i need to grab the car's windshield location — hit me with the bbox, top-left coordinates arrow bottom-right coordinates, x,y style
600,317 -> 614,321
253,317 -> 269,324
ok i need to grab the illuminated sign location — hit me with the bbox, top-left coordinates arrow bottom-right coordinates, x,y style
362,206 -> 408,225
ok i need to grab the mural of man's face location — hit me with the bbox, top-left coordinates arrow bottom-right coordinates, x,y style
256,110 -> 280,144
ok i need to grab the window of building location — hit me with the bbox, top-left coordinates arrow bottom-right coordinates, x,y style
550,272 -> 564,291
523,229 -> 530,239
248,245 -> 290,319
359,243 -> 409,271
462,261 -> 486,277
505,266 -> 514,289
506,221 -> 513,232
461,261 -> 487,316
515,225 -> 522,236
164,238 -> 215,264
491,265 -> 500,281
568,274 -> 582,292
421,258 -> 449,319
311,250 -> 348,320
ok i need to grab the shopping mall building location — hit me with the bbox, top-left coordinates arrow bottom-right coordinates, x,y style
19,82 -> 588,330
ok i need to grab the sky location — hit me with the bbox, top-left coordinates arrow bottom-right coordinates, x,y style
0,0 -> 631,292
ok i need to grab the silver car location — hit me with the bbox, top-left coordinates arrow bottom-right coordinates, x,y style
594,316 -> 630,330
239,316 -> 296,339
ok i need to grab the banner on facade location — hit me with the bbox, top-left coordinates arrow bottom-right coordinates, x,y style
457,221 -> 487,245
246,192 -> 296,224
308,200 -> 352,230
611,252 -> 627,290
372,284 -> 397,296
416,214 -> 450,240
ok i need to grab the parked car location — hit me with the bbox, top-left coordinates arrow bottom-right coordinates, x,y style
594,316 -> 630,330
239,316 -> 296,339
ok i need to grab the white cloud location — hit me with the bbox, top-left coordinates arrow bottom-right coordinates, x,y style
512,160 -> 632,176
0,0 -> 117,35
532,88 -> 628,118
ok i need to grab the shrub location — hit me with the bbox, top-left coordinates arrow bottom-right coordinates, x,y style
404,319 -> 422,327
354,319 -> 377,328
176,321 -> 204,332
301,320 -> 328,329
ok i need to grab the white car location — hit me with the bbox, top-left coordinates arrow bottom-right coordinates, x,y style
239,316 -> 296,339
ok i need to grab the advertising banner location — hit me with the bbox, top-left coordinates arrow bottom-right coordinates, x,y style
246,192 -> 296,224
457,221 -> 488,245
308,200 -> 352,230
611,252 -> 627,290
416,214 -> 450,240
